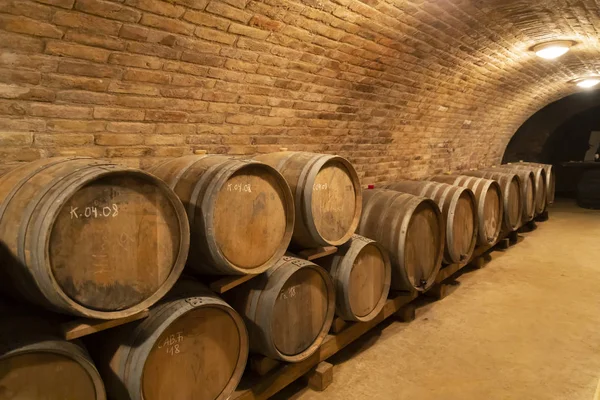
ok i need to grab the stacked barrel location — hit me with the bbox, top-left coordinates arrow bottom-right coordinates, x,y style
0,152 -> 553,399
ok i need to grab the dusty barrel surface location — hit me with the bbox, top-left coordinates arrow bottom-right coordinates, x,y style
483,167 -> 535,223
384,181 -> 477,264
0,314 -> 106,400
462,171 -> 523,231
226,255 -> 335,362
500,164 -> 547,214
316,234 -> 391,322
0,157 -> 189,319
514,162 -> 555,206
357,189 -> 444,292
95,281 -> 248,400
253,151 -> 362,248
149,155 -> 294,275
429,175 -> 503,245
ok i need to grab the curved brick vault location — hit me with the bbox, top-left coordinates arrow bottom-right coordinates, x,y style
1,0 -> 599,184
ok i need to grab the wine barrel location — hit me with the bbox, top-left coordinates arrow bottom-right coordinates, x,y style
500,164 -> 547,214
0,313 -> 106,400
316,234 -> 391,322
149,155 -> 294,275
95,280 -> 248,400
462,171 -> 523,231
483,167 -> 535,223
429,175 -> 503,245
253,151 -> 362,248
226,255 -> 335,362
384,181 -> 477,264
515,162 -> 555,205
357,189 -> 444,292
0,157 -> 189,319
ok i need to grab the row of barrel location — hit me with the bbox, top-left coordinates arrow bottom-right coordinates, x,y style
0,154 -> 553,400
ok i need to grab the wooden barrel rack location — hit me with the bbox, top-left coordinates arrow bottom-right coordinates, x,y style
229,208 -> 545,400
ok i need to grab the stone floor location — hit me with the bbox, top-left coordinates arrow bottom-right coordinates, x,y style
279,200 -> 600,400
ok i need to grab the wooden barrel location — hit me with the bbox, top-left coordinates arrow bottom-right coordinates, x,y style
515,162 -> 555,205
226,255 -> 335,362
95,280 -> 248,400
253,151 -> 362,248
149,155 -> 294,275
462,171 -> 523,231
429,175 -> 503,245
483,167 -> 535,222
499,164 -> 547,215
0,157 -> 189,319
384,181 -> 477,265
0,313 -> 106,400
357,189 -> 444,292
316,234 -> 391,322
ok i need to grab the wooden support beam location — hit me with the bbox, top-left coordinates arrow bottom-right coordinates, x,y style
495,238 -> 510,250
305,362 -> 334,392
469,256 -> 486,270
250,356 -> 282,377
330,317 -> 350,334
394,303 -> 416,322
61,310 -> 149,341
508,231 -> 519,245
535,210 -> 549,222
297,246 -> 338,261
209,274 -> 258,294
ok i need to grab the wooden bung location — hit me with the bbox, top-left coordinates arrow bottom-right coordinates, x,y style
0,310 -> 106,400
0,157 -> 189,319
462,170 -> 523,231
316,234 -> 391,322
226,255 -> 335,362
482,167 -> 535,223
253,151 -> 362,248
94,280 -> 248,400
513,162 -> 555,206
149,155 -> 294,275
429,175 -> 503,245
500,164 -> 547,214
357,189 -> 444,292
384,181 -> 478,264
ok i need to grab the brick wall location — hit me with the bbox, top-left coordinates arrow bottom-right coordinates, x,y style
1,0 -> 599,184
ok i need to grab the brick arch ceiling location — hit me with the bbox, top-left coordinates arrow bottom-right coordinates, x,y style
0,0 -> 599,184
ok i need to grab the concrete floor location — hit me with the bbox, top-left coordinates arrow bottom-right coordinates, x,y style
282,200 -> 600,400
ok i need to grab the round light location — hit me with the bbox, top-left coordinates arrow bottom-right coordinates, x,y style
577,78 -> 600,89
532,40 -> 575,60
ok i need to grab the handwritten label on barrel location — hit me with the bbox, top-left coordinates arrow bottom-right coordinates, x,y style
70,204 -> 119,219
313,183 -> 329,191
279,285 -> 298,301
227,183 -> 252,193
157,331 -> 184,356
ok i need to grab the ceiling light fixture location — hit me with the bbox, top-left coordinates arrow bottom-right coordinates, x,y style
576,78 -> 600,89
532,40 -> 575,60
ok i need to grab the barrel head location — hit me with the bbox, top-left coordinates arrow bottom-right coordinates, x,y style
142,307 -> 244,400
310,160 -> 358,245
49,174 -> 182,311
213,164 -> 290,271
0,352 -> 99,400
